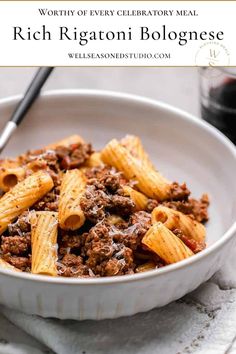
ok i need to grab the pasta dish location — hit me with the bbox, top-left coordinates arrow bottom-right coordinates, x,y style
0,134 -> 209,277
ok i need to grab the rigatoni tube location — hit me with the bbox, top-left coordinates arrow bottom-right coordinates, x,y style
45,134 -> 85,150
59,169 -> 86,230
135,261 -> 156,273
151,206 -> 206,243
120,135 -> 154,169
0,258 -> 21,272
85,152 -> 103,167
0,171 -> 54,234
31,211 -> 58,276
123,185 -> 148,211
101,139 -> 171,201
0,166 -> 26,191
142,222 -> 193,264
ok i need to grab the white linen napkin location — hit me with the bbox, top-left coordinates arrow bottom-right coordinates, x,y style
0,253 -> 236,354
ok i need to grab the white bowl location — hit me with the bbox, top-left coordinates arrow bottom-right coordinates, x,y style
0,89 -> 235,320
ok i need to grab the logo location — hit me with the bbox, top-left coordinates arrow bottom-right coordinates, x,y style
195,42 -> 230,77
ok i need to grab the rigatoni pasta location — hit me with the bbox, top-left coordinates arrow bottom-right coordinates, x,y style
0,171 -> 54,234
0,134 -> 209,277
31,211 -> 58,276
85,152 -> 103,167
151,206 -> 206,243
0,166 -> 26,191
135,261 -> 157,273
120,135 -> 154,169
123,185 -> 148,211
101,139 -> 171,201
59,169 -> 86,230
0,258 -> 21,272
142,222 -> 193,264
45,134 -> 85,150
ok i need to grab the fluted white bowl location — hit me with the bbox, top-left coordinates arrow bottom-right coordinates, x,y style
0,90 -> 235,320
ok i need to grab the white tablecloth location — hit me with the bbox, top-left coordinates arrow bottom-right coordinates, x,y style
1,253 -> 236,354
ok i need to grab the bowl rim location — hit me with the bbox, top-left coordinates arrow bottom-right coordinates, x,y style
0,88 -> 235,285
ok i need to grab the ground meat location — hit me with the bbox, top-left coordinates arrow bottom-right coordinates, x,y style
181,235 -> 205,253
25,151 -> 62,186
81,167 -> 135,222
28,150 -> 57,167
19,148 -> 45,164
162,200 -> 191,215
124,211 -> 152,250
111,211 -> 151,251
84,166 -> 105,179
103,258 -> 122,276
47,169 -> 62,187
8,213 -> 31,235
22,150 -> 62,187
173,228 -> 206,253
58,232 -> 81,255
85,166 -> 126,187
146,199 -> 159,212
163,194 -> 209,223
110,195 -> 135,216
55,143 -> 93,169
169,182 -> 190,200
81,222 -> 134,276
98,169 -> 125,192
24,150 -> 59,171
58,254 -> 90,277
33,187 -> 60,212
188,194 -> 209,222
1,234 -> 31,255
82,223 -> 114,265
3,255 -> 31,271
129,211 -> 152,231
2,214 -> 31,270
104,248 -> 134,276
80,185 -> 112,222
22,143 -> 93,174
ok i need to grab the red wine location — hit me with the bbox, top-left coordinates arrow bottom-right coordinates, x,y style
201,79 -> 236,144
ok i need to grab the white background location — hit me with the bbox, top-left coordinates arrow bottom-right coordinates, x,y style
0,1 -> 234,66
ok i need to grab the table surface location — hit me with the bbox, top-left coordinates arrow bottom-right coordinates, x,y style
0,67 -> 199,117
